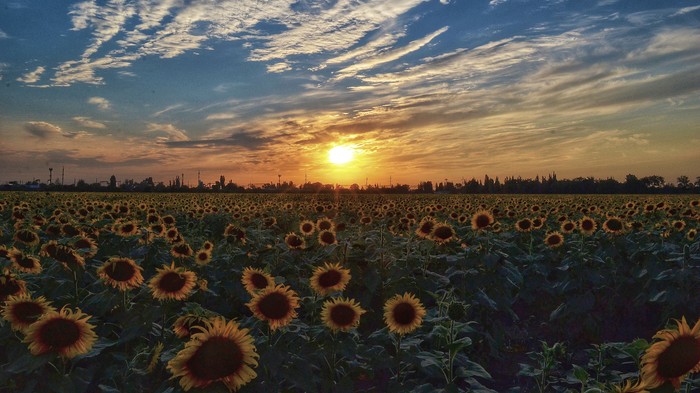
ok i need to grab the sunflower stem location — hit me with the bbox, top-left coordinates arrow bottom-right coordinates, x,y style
395,333 -> 402,384
72,269 -> 79,306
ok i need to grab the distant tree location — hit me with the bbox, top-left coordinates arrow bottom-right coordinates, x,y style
109,175 -> 117,188
641,175 -> 665,189
677,175 -> 691,190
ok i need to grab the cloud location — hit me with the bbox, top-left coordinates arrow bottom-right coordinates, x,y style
73,117 -> 107,129
24,122 -> 63,138
205,113 -> 236,121
266,62 -> 292,74
17,66 -> 46,84
163,130 -> 271,150
146,123 -> 189,142
152,104 -> 184,117
333,26 -> 449,81
88,96 -> 111,110
489,0 -> 508,7
62,131 -> 93,139
0,29 -> 9,39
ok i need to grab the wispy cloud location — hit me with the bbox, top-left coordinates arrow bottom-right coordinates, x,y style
73,117 -> 107,129
146,122 -> 189,142
0,28 -> 9,39
88,96 -> 111,110
17,66 -> 45,84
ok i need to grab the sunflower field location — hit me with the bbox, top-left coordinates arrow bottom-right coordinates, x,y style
1,192 -> 699,393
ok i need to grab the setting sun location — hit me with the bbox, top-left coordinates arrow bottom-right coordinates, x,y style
328,146 -> 355,165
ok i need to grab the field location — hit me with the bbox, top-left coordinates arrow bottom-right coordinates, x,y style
1,192 -> 699,393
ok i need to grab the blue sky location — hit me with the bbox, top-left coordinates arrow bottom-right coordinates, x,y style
1,0 -> 699,186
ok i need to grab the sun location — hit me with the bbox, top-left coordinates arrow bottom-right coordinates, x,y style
328,146 -> 355,165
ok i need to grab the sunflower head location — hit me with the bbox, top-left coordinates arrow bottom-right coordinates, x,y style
641,316 -> 700,389
241,267 -> 275,295
167,317 -> 258,392
9,250 -> 42,274
24,306 -> 97,358
247,284 -> 300,331
603,217 -> 625,234
544,231 -> 564,249
13,229 -> 41,247
0,269 -> 28,304
317,230 -> 337,246
471,210 -> 494,231
171,242 -> 194,258
173,314 -> 214,339
148,263 -> 198,301
515,218 -> 533,233
1,294 -> 56,332
284,232 -> 306,250
415,217 -> 435,239
194,249 -> 212,266
310,262 -> 351,296
321,297 -> 365,332
224,224 -> 246,245
299,220 -> 316,236
579,216 -> 597,235
430,222 -> 455,244
383,292 -> 427,335
97,257 -> 144,291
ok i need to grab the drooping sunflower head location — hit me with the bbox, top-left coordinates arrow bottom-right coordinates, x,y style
167,317 -> 258,392
148,263 -> 198,301
171,242 -> 194,258
471,210 -> 494,231
241,267 -> 275,295
246,284 -> 300,331
2,294 -> 56,332
544,231 -> 564,249
430,222 -> 455,245
321,297 -> 365,332
284,232 -> 305,250
97,257 -> 144,291
24,306 -> 97,359
13,228 -> 41,247
72,235 -> 98,258
0,269 -> 28,304
317,229 -> 337,246
309,262 -> 351,296
383,292 -> 427,335
224,224 -> 246,245
9,250 -> 42,274
612,378 -> 649,393
173,314 -> 214,339
641,316 -> 700,389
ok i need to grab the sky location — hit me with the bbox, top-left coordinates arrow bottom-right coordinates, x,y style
1,0 -> 699,187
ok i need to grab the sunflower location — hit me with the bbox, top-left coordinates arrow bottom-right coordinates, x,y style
247,284 -> 300,331
13,229 -> 40,247
560,220 -> 576,234
72,235 -> 98,258
579,216 -> 597,235
641,316 -> 700,389
316,217 -> 334,231
173,314 -> 214,339
383,292 -> 427,335
149,263 -> 198,301
317,230 -> 338,246
241,267 -> 275,295
24,306 -> 97,359
115,222 -> 139,237
97,257 -> 144,291
603,217 -> 625,235
415,217 -> 435,239
41,242 -> 85,270
688,229 -> 697,241
0,269 -> 28,304
309,262 -> 351,296
299,220 -> 316,236
2,294 -> 55,332
0,245 -> 12,259
201,240 -> 214,252
171,242 -> 194,258
284,232 -> 306,250
471,210 -> 494,231
224,224 -> 246,245
430,222 -> 455,244
515,218 -> 533,233
9,250 -> 42,274
321,297 -> 365,332
544,232 -> 564,249
612,379 -> 649,393
194,249 -> 212,266
672,220 -> 686,231
262,216 -> 277,228
167,317 -> 258,392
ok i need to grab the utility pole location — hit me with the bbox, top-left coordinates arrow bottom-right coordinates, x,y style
61,167 -> 65,185
49,168 -> 53,185
278,174 -> 281,188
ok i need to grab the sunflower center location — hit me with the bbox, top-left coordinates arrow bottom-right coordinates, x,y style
257,292 -> 291,320
330,304 -> 356,327
419,222 -> 433,234
393,303 -> 417,326
17,256 -> 37,268
581,220 -> 594,231
12,301 -> 45,324
39,318 -> 81,348
107,260 -> 136,282
187,337 -> 243,381
518,220 -> 532,230
319,232 -> 335,244
0,279 -> 21,298
287,235 -> 302,247
606,219 -> 623,231
318,221 -> 332,231
301,223 -> 314,233
657,336 -> 700,379
158,272 -> 186,293
547,235 -> 562,245
318,270 -> 341,288
251,273 -> 269,289
475,215 -> 490,228
433,226 -> 453,240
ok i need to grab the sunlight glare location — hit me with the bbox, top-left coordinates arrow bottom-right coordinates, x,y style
328,146 -> 355,165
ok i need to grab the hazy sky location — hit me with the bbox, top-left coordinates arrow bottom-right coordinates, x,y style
1,0 -> 699,187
